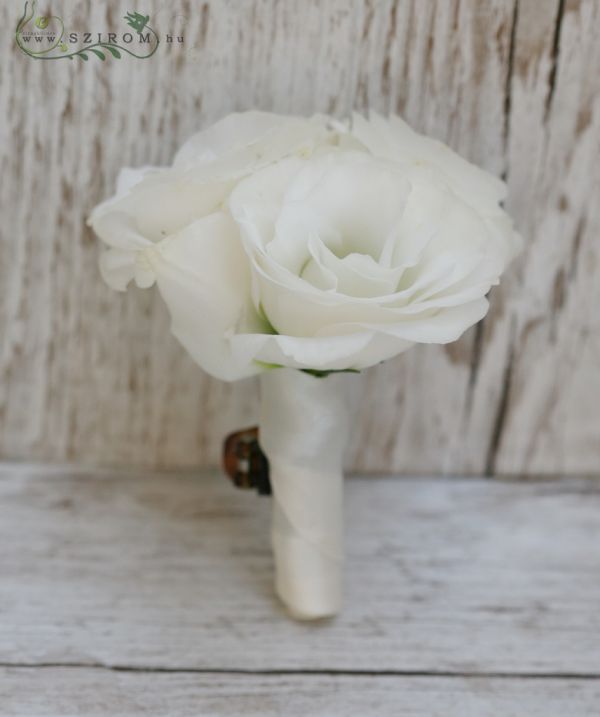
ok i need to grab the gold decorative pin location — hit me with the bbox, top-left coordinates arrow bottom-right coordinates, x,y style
222,427 -> 271,495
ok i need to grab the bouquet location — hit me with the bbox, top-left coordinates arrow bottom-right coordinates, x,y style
89,111 -> 520,620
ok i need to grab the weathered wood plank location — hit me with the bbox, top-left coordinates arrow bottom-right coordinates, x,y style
1,464 -> 598,674
0,0 -> 599,474
1,669 -> 598,717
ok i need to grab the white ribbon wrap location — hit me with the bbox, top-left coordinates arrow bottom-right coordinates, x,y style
259,368 -> 351,620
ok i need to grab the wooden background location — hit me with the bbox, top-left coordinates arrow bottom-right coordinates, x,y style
1,0 -> 599,475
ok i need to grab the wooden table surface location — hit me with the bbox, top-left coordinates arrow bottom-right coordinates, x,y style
1,464 -> 598,715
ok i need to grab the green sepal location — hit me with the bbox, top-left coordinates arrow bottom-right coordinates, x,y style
300,368 -> 361,378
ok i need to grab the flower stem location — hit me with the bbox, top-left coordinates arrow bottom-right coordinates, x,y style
259,368 -> 351,619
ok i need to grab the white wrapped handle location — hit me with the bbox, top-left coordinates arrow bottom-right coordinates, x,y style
259,368 -> 351,620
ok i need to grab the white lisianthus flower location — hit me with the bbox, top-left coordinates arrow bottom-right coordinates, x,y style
89,111 -> 521,381
89,111 -> 521,620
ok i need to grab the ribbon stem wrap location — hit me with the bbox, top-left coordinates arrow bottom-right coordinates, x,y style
259,368 -> 351,620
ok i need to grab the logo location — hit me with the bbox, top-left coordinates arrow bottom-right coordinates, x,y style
15,1 -> 168,61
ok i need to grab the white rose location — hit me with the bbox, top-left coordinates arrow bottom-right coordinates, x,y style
89,111 -> 521,381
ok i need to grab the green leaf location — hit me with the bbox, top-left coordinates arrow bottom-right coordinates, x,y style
103,45 -> 121,59
90,49 -> 105,61
78,52 -> 88,61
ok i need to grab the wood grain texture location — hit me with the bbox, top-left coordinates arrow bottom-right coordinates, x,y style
2,669 -> 599,717
1,0 -> 599,473
1,464 -> 599,675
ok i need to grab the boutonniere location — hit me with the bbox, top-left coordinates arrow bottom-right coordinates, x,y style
89,111 -> 521,619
